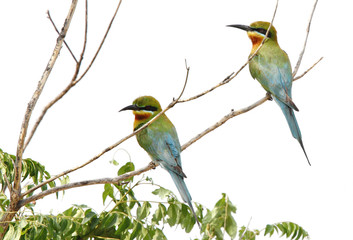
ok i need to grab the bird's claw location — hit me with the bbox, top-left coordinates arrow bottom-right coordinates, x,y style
150,162 -> 157,169
266,92 -> 273,101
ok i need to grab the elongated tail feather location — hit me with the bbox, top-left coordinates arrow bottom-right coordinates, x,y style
274,98 -> 311,166
168,170 -> 201,228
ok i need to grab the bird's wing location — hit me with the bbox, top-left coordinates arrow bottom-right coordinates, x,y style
250,54 -> 298,111
146,126 -> 186,178
163,131 -> 186,178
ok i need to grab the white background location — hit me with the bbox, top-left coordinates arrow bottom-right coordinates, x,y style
1,0 -> 352,239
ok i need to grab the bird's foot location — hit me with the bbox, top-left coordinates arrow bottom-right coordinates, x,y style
266,92 -> 273,101
150,162 -> 158,169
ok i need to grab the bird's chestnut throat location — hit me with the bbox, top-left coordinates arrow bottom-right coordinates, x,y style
247,32 -> 264,54
133,111 -> 153,121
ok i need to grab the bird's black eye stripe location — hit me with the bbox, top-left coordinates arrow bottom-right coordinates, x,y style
141,105 -> 158,111
255,28 -> 271,37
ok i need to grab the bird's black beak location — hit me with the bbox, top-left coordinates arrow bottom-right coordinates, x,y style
119,104 -> 140,112
227,24 -> 254,32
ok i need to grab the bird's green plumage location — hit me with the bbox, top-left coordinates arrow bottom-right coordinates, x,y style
229,21 -> 310,165
120,96 -> 200,227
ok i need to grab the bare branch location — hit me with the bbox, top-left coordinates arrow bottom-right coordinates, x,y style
21,65 -> 190,198
75,0 -> 122,83
47,10 -> 78,63
181,95 -> 270,151
23,0 -> 118,150
178,0 -> 279,103
293,57 -> 323,81
14,0 -> 78,196
292,0 -> 319,76
18,162 -> 157,208
0,1 -> 79,237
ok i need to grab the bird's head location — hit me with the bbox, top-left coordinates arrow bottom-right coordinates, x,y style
227,21 -> 278,48
120,96 -> 162,124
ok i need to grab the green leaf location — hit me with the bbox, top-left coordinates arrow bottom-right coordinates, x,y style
103,183 -> 115,204
167,204 -> 178,226
152,203 -> 167,224
264,224 -> 275,237
137,202 -> 151,220
60,218 -> 69,232
60,175 -> 70,185
152,187 -> 173,199
130,222 -> 142,240
3,225 -> 14,240
103,213 -> 118,229
110,159 -> 119,166
153,228 -> 167,240
34,227 -> 48,240
64,222 -> 77,238
295,227 -> 303,240
225,214 -> 237,239
118,162 -> 135,176
63,207 -> 74,217
82,209 -> 96,224
116,216 -> 130,234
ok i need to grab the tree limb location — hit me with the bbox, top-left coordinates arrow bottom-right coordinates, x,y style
47,10 -> 78,63
17,162 -> 157,208
0,1 -> 79,238
292,0 -> 319,76
23,0 -> 122,150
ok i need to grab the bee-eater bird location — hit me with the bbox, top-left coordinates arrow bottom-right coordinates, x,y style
227,21 -> 311,165
120,96 -> 200,227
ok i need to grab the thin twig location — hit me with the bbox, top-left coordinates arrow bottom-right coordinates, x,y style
293,57 -> 323,81
75,0 -> 123,83
178,0 -> 279,103
21,64 -> 190,198
47,10 -> 78,63
181,95 -> 270,151
239,217 -> 253,240
23,0 -> 119,150
292,0 -> 319,76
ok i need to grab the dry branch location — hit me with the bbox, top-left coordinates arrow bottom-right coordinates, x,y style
47,10 -> 78,63
0,1 -> 79,238
18,162 -> 157,208
292,0 -> 319,76
23,0 -> 122,150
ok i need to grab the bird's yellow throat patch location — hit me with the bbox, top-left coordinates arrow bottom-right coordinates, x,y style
247,31 -> 265,54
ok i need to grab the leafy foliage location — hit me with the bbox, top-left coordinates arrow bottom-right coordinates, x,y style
0,148 -> 54,192
0,148 -> 64,216
1,151 -> 310,239
264,222 -> 309,240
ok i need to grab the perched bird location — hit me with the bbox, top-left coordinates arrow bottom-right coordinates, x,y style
120,96 -> 200,227
227,21 -> 311,165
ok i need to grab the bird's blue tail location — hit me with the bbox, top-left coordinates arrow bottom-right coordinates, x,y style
275,98 -> 311,166
168,170 -> 201,228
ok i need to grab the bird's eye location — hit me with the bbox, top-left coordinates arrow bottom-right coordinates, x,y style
255,28 -> 271,37
142,105 -> 158,111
